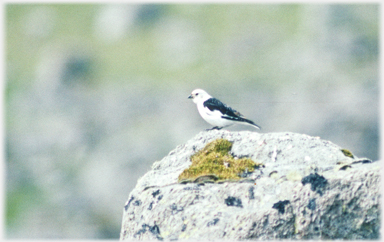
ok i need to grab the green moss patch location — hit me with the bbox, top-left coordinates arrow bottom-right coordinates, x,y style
341,149 -> 354,158
178,138 -> 263,183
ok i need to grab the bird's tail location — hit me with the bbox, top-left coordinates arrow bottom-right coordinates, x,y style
222,116 -> 261,129
242,118 -> 261,129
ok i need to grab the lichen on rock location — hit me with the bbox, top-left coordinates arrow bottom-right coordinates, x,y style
178,138 -> 263,183
341,148 -> 354,158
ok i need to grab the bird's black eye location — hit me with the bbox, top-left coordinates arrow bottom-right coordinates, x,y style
196,93 -> 199,96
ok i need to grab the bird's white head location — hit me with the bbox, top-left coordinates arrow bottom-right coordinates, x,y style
188,89 -> 211,104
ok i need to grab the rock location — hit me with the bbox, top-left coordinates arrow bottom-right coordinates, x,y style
120,130 -> 380,240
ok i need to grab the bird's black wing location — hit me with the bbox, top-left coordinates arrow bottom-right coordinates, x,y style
204,97 -> 261,129
203,98 -> 241,117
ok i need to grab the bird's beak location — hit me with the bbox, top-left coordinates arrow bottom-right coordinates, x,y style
188,95 -> 193,99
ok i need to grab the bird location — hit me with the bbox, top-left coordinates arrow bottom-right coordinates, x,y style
188,89 -> 261,130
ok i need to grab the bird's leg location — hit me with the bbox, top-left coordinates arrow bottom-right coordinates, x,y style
206,126 -> 223,131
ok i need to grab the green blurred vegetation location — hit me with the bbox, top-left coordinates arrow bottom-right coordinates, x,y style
6,4 -> 337,87
7,4 -> 378,96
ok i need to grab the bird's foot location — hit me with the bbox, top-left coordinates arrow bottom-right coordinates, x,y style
205,126 -> 223,131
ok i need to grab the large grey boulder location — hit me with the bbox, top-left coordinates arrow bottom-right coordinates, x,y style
120,130 -> 380,240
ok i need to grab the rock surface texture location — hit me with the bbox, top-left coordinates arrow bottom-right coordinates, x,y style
120,131 -> 380,240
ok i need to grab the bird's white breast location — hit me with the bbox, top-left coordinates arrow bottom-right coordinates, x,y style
196,102 -> 233,127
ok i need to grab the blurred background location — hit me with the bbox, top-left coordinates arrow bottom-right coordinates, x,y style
5,3 -> 379,239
